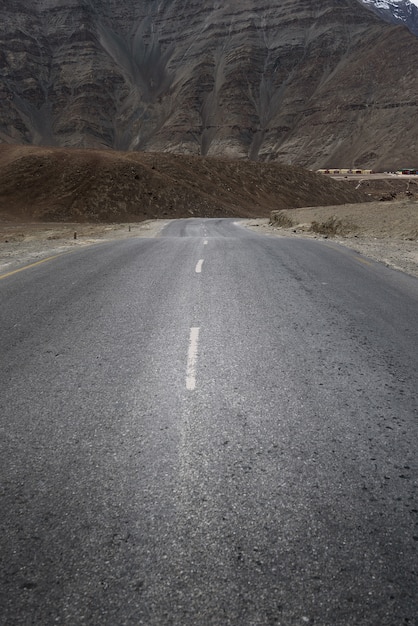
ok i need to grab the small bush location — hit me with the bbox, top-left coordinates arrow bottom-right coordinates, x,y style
309,216 -> 356,236
270,210 -> 294,228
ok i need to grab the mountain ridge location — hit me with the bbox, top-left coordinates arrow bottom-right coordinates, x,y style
359,0 -> 418,35
2,0 -> 418,169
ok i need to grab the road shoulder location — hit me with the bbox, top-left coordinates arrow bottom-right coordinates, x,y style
243,217 -> 418,279
0,220 -> 169,275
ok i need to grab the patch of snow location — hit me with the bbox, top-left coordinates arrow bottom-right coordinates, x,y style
364,0 -> 418,7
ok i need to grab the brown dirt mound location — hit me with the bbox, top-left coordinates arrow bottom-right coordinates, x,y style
0,145 -> 370,223
270,201 -> 418,240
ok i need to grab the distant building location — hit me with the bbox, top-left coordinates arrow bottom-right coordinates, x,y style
317,169 -> 374,175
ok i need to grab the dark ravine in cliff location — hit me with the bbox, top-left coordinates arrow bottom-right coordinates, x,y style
1,0 -> 418,169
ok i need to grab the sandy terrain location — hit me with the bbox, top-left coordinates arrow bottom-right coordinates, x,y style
247,199 -> 418,278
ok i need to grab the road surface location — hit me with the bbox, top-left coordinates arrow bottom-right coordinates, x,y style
1,218 -> 417,625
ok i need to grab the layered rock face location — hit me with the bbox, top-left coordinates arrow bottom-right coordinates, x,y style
1,0 -> 418,168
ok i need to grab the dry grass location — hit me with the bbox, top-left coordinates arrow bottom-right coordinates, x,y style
309,216 -> 358,236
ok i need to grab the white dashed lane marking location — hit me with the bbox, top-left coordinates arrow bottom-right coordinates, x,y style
186,327 -> 200,391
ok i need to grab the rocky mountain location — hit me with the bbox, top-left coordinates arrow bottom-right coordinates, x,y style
359,0 -> 418,36
2,0 -> 418,169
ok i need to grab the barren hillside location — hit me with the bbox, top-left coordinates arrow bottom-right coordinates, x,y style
0,145 -> 370,223
2,0 -> 418,168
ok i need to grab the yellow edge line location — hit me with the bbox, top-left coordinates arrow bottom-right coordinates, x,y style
323,242 -> 374,267
355,257 -> 373,267
0,252 -> 67,280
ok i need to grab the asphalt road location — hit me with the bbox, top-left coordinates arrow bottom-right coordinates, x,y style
1,218 -> 417,625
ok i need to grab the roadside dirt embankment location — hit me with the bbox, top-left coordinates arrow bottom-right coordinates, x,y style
248,200 -> 418,277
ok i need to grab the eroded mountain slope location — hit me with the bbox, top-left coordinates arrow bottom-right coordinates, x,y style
1,0 -> 418,168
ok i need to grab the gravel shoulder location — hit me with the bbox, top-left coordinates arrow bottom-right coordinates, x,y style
0,220 -> 169,274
